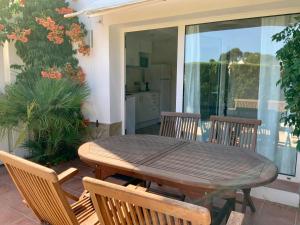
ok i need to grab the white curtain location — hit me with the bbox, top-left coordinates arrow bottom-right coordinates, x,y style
257,15 -> 297,175
184,26 -> 201,113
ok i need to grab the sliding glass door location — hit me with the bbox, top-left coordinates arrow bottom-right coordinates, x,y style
184,14 -> 299,176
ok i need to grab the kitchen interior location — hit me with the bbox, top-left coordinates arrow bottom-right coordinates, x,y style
125,27 -> 178,134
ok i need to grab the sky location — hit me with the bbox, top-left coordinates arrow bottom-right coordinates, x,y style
185,25 -> 286,63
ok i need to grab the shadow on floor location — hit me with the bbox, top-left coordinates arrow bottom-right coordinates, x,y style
0,159 -> 299,225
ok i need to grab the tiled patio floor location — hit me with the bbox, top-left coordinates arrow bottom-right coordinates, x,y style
0,159 -> 299,225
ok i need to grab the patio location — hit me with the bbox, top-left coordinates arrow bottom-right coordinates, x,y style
0,159 -> 298,225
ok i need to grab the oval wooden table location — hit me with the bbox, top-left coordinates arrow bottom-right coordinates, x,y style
78,134 -> 278,211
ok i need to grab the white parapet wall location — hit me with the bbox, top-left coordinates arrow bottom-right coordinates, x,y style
251,186 -> 299,207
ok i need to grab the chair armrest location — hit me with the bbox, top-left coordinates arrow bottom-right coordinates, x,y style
226,211 -> 244,225
58,167 -> 79,184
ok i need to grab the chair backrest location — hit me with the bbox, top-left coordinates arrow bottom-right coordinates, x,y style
0,151 -> 78,225
209,116 -> 262,150
83,177 -> 211,225
160,112 -> 200,141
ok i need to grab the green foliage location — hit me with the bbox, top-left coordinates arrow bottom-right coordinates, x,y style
272,17 -> 300,150
0,0 -> 90,164
0,70 -> 89,162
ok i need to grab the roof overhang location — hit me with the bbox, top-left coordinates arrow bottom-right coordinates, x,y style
65,0 -> 167,18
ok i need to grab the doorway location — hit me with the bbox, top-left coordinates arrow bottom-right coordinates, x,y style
125,27 -> 178,135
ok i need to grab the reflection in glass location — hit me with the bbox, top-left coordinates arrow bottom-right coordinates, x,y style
184,14 -> 299,176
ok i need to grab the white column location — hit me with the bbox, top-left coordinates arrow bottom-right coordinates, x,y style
176,25 -> 185,112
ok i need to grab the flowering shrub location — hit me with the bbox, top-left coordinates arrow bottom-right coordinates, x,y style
0,0 -> 90,75
66,23 -> 90,56
0,0 -> 91,164
36,17 -> 65,44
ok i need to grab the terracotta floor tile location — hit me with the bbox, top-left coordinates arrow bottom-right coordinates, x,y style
9,217 -> 38,225
0,206 -> 28,225
250,201 -> 297,225
1,160 -> 299,225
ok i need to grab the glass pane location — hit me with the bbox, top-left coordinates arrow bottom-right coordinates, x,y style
184,14 -> 299,176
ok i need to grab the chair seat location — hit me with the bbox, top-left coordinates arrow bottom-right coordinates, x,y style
72,194 -> 99,225
104,174 -> 140,186
148,183 -> 185,200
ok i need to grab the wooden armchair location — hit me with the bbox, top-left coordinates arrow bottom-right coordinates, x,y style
0,151 -> 98,225
160,112 -> 201,141
209,116 -> 262,213
209,116 -> 262,150
83,177 -> 244,225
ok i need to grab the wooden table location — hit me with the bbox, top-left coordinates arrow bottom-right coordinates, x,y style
78,135 -> 278,196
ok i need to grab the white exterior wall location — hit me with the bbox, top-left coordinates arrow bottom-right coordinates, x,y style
69,0 -> 300,125
69,0 -> 300,206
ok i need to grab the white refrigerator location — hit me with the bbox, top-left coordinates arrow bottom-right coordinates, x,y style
145,64 -> 171,112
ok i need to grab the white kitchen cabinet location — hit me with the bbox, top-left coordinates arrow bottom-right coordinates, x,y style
134,92 -> 160,128
125,95 -> 136,134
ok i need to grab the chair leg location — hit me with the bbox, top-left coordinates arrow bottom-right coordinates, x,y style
242,188 -> 256,213
225,197 -> 236,222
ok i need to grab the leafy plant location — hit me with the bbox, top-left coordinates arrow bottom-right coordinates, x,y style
272,17 -> 300,150
0,0 -> 91,163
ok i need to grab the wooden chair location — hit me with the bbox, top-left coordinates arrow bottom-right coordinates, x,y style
83,177 -> 244,225
160,112 -> 201,141
209,116 -> 262,150
209,116 -> 262,213
0,151 -> 98,225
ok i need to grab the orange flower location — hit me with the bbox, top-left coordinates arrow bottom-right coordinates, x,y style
55,7 -> 74,15
47,32 -> 64,45
7,33 -> 17,40
66,23 -> 83,42
19,0 -> 25,7
82,118 -> 90,127
66,23 -> 90,56
78,44 -> 90,56
41,68 -> 63,80
23,29 -> 31,35
76,67 -> 86,83
7,29 -> 31,43
36,17 -> 64,45
0,24 -> 5,31
19,36 -> 28,43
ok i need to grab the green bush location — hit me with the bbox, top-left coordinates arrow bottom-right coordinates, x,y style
273,17 -> 300,150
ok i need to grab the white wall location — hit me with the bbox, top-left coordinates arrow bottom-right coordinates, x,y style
0,45 -> 10,155
69,0 -> 300,125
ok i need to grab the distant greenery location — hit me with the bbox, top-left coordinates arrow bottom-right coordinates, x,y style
273,17 -> 300,150
0,0 -> 90,164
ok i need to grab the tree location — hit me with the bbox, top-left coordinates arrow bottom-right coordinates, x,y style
272,16 -> 300,150
219,48 -> 243,62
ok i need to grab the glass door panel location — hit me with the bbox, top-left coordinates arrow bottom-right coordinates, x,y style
184,14 -> 299,176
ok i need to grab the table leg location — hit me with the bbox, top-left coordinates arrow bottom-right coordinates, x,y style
94,165 -> 116,180
242,188 -> 256,213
